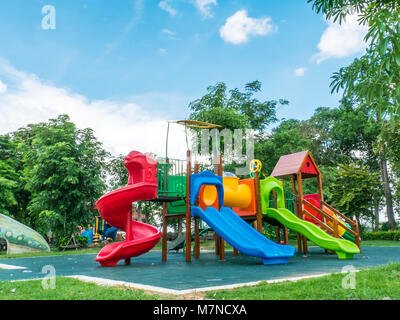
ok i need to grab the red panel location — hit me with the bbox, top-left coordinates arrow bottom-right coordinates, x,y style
301,155 -> 318,176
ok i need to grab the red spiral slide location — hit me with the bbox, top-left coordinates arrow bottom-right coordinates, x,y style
95,151 -> 161,266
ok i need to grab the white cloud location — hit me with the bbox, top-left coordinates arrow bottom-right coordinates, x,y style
158,0 -> 178,17
0,59 -> 189,158
0,80 -> 7,93
161,29 -> 175,35
294,67 -> 308,77
312,14 -> 368,64
194,0 -> 217,19
219,10 -> 277,45
159,48 -> 167,54
160,28 -> 181,41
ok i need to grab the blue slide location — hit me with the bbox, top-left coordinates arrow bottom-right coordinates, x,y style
191,206 -> 295,265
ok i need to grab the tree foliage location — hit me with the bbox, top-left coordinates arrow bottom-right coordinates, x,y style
19,115 -> 109,238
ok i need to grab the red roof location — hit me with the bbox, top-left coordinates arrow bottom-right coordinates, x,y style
270,151 -> 320,178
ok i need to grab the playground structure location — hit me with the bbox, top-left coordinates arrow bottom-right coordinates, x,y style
269,151 -> 361,256
0,213 -> 50,254
80,215 -> 118,245
93,120 -> 360,266
95,151 -> 162,266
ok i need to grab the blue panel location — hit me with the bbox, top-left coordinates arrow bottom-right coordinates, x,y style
190,171 -> 224,206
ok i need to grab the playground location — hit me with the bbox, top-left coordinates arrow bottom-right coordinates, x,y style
1,119 -> 395,300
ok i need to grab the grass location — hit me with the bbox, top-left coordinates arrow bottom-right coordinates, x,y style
0,277 -> 167,300
205,263 -> 400,300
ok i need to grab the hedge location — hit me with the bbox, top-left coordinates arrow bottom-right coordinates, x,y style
362,230 -> 400,241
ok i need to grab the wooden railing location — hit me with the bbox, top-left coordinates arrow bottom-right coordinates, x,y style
321,201 -> 361,250
302,199 -> 361,250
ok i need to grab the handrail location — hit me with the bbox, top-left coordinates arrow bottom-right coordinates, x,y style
321,201 -> 355,226
303,200 -> 356,237
300,205 -> 336,236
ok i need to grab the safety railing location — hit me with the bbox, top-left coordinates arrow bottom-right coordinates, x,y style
156,158 -> 187,197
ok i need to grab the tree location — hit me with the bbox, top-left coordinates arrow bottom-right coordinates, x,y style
189,81 -> 289,175
189,81 -> 288,132
0,135 -> 19,217
107,154 -> 129,190
23,115 -> 109,239
330,162 -> 382,227
309,0 -> 400,229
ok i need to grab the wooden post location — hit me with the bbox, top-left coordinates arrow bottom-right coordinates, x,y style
194,162 -> 200,259
275,226 -> 281,243
292,177 -> 302,253
354,219 -> 361,252
185,150 -> 192,263
162,202 -> 168,262
254,170 -> 263,233
297,172 -> 308,255
284,227 -> 289,245
218,154 -> 225,261
233,248 -> 239,256
214,233 -> 220,255
317,173 -> 326,225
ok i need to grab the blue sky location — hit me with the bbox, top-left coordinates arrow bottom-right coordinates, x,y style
0,0 -> 368,156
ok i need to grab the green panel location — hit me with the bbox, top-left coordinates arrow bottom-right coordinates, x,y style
167,200 -> 186,215
156,162 -> 186,198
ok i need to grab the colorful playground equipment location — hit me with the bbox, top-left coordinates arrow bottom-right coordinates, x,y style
0,213 -> 50,254
81,216 -> 118,245
191,171 -> 294,265
94,120 -> 360,266
269,151 -> 361,255
95,151 -> 162,266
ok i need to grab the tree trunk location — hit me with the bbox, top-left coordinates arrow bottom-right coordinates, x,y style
178,218 -> 183,236
373,199 -> 380,231
379,157 -> 396,230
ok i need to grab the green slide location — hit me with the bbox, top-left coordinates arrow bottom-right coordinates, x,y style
260,177 -> 360,260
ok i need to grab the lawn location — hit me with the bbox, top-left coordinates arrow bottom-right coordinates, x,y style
205,263 -> 400,300
0,277 -> 166,300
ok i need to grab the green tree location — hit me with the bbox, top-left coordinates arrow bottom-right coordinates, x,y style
330,162 -> 382,227
189,81 -> 289,175
107,154 -> 129,190
309,0 -> 399,229
0,135 -> 19,217
24,115 -> 108,239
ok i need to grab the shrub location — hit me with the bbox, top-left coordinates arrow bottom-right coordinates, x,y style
56,235 -> 89,249
362,230 -> 400,241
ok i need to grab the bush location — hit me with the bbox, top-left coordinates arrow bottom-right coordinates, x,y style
379,222 -> 399,231
56,235 -> 89,249
362,230 -> 400,241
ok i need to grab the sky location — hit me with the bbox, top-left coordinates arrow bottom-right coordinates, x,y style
0,0 -> 369,158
